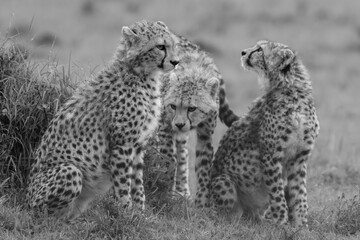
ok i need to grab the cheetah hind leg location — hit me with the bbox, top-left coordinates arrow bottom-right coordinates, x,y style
210,174 -> 243,220
131,147 -> 146,210
27,163 -> 83,220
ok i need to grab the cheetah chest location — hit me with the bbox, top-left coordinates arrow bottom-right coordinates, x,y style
139,101 -> 161,143
138,83 -> 162,144
281,111 -> 311,158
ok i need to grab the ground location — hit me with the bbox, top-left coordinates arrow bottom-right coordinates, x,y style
0,0 -> 360,239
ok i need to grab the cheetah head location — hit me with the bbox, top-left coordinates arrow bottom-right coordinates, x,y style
241,40 -> 296,89
163,71 -> 219,133
115,20 -> 180,73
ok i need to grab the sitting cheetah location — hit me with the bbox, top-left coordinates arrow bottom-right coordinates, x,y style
210,40 -> 319,227
156,37 -> 239,205
26,20 -> 179,220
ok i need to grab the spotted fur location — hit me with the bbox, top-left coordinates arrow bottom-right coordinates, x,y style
175,35 -> 239,128
26,20 -> 179,220
210,40 -> 319,227
157,51 -> 219,199
157,36 -> 238,207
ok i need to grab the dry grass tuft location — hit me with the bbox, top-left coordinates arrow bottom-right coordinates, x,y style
334,193 -> 360,236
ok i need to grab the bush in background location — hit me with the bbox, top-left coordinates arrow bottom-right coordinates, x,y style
0,38 -> 72,190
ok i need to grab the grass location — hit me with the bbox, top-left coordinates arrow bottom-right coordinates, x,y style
0,38 -> 73,190
1,189 -> 359,239
1,0 -> 360,239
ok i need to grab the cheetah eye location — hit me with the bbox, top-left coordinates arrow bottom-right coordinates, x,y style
188,106 -> 197,112
169,104 -> 176,110
156,45 -> 166,50
254,47 -> 262,53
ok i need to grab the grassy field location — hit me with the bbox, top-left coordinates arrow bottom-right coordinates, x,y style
1,0 -> 360,239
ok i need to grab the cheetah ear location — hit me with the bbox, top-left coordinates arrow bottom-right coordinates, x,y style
169,72 -> 177,82
121,26 -> 139,47
205,77 -> 219,99
155,21 -> 169,29
122,26 -> 138,38
278,48 -> 295,71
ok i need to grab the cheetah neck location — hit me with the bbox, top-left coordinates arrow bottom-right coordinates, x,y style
110,57 -> 164,82
148,69 -> 163,83
257,74 -> 270,92
266,60 -> 312,95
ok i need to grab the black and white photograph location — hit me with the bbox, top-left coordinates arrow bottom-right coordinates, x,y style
0,0 -> 359,239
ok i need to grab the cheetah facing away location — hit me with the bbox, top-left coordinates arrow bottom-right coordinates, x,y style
210,40 -> 319,227
26,20 -> 179,220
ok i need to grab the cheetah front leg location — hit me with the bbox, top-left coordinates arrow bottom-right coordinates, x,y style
262,152 -> 289,225
195,112 -> 217,208
286,149 -> 312,228
131,145 -> 146,210
110,146 -> 135,209
175,134 -> 190,197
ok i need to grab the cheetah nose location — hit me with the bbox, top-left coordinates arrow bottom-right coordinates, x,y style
241,51 -> 247,56
175,123 -> 185,130
170,60 -> 179,66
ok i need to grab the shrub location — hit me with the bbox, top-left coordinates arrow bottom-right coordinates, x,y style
143,137 -> 178,210
0,38 -> 72,190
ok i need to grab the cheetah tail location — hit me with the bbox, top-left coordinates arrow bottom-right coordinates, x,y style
218,78 -> 239,127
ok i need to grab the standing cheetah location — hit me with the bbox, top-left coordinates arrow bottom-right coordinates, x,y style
156,50 -> 220,199
210,40 -> 319,227
26,20 -> 179,220
156,37 -> 239,205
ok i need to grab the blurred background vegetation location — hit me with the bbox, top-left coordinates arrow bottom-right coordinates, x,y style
0,0 -> 360,238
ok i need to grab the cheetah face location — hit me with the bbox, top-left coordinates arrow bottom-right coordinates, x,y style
164,73 -> 219,133
241,40 -> 295,76
120,20 -> 180,73
167,103 -> 199,132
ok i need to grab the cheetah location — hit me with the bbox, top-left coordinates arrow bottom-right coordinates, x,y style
210,40 -> 319,227
26,20 -> 179,220
157,51 -> 219,198
156,37 -> 239,205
